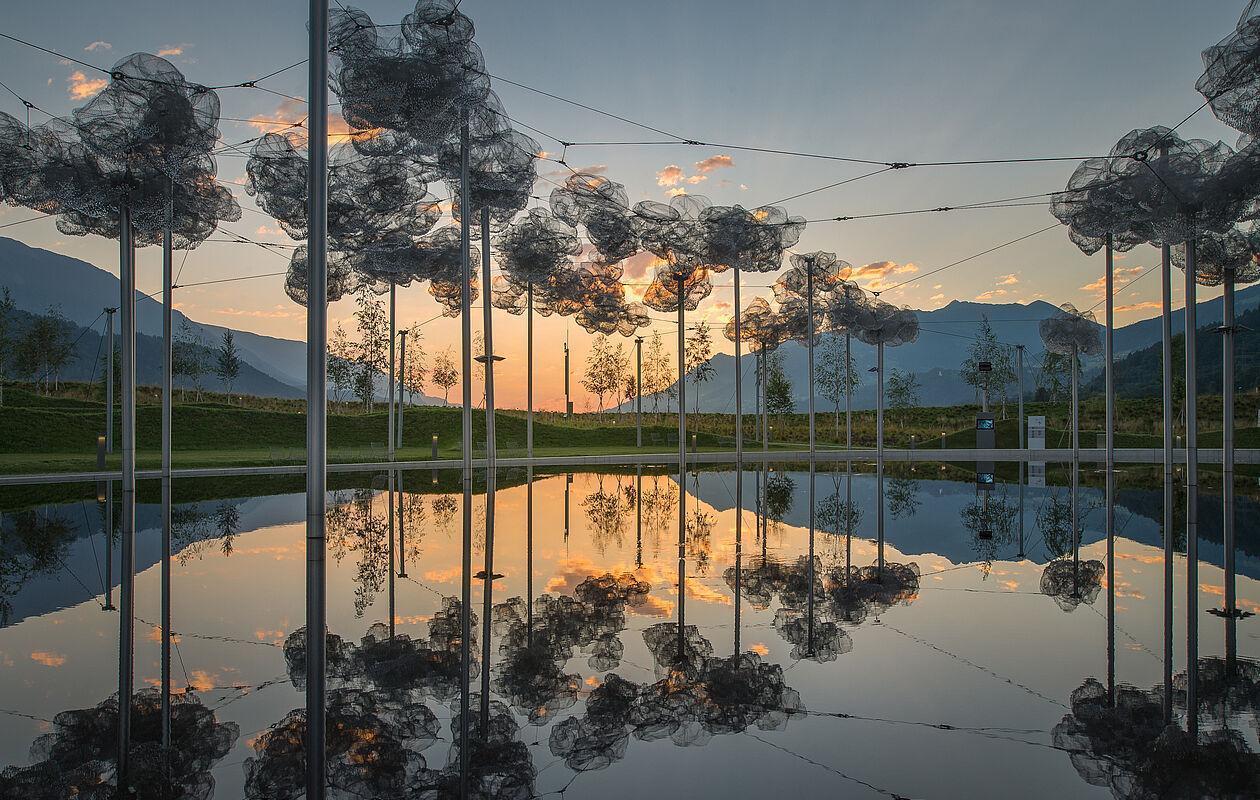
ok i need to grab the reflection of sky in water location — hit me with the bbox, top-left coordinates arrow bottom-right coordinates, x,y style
1,467 -> 1257,798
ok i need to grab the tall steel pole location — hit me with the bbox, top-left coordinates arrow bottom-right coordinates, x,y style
876,340 -> 885,576
1105,234 -> 1116,708
397,329 -> 406,451
304,2 -> 330,796
563,339 -> 570,417
1223,263 -> 1238,673
116,198 -> 136,786
457,105 -> 473,795
105,308 -> 115,453
806,271 -> 816,586
388,284 -> 396,461
845,332 -> 852,452
1016,344 -> 1025,451
160,182 -> 173,753
1184,238 -> 1199,741
734,265 -> 742,471
481,207 -> 497,470
1160,243 -> 1174,722
676,276 -> 687,640
1071,344 -> 1079,581
635,336 -> 643,448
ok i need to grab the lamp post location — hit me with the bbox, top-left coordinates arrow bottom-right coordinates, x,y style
635,336 -> 643,448
104,307 -> 116,453
397,329 -> 407,452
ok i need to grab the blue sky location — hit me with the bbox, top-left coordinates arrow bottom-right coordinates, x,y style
0,0 -> 1249,407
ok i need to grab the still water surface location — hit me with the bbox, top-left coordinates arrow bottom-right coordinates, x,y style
2,464 -> 1257,798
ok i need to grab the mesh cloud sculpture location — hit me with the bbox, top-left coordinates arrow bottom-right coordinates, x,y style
0,689 -> 238,800
408,697 -> 537,799
494,207 -> 582,296
1172,225 -> 1260,286
550,172 -> 640,266
1198,2 -> 1260,139
1052,677 -> 1260,799
1039,558 -> 1106,613
244,687 -> 440,800
1039,303 -> 1101,358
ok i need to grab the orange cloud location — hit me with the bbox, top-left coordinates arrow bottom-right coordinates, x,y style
685,174 -> 708,185
247,98 -> 377,144
31,651 -> 66,667
975,289 -> 1009,301
997,273 -> 1019,286
1116,300 -> 1160,313
656,165 -> 685,187
666,187 -> 689,197
694,154 -> 734,174
209,305 -> 301,320
1080,266 -> 1144,295
684,578 -> 732,606
84,41 -> 112,52
749,643 -> 769,656
842,260 -> 917,290
158,44 -> 189,57
67,71 -> 107,100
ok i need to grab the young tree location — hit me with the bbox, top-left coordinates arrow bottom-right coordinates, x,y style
686,321 -> 715,415
473,330 -> 486,408
582,334 -> 615,412
765,350 -> 794,424
643,330 -> 671,415
328,323 -> 355,410
0,287 -> 14,405
1037,351 -> 1072,402
960,315 -> 1014,414
886,368 -> 921,431
817,331 -> 859,440
14,306 -> 75,394
174,319 -> 208,401
352,291 -> 389,411
431,345 -> 458,404
401,324 -> 427,405
214,330 -> 241,399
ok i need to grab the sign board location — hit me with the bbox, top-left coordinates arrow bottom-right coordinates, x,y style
1028,461 -> 1046,488
1027,415 -> 1046,450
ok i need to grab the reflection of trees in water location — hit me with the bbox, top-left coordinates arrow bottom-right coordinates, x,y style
399,490 -> 427,565
1039,559 -> 1105,612
431,493 -> 458,532
582,478 -> 630,554
491,573 -> 650,724
1175,657 -> 1260,730
815,487 -> 861,540
686,505 -> 715,576
0,688 -> 238,800
1035,489 -> 1098,561
0,509 -> 74,625
726,555 -> 920,630
1053,677 -> 1260,800
326,488 -> 389,618
173,501 -> 243,563
763,472 -> 795,531
885,477 -> 920,520
640,476 -> 677,557
960,487 -> 1017,565
549,623 -> 803,770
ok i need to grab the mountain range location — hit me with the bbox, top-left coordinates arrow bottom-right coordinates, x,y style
5,236 -> 1258,410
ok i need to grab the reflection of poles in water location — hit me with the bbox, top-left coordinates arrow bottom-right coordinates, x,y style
459,472 -> 472,797
397,472 -> 407,579
677,274 -> 687,661
635,465 -> 643,569
388,471 -> 396,640
563,473 -> 571,545
845,331 -> 852,451
1106,528 -> 1116,708
845,458 -> 853,589
160,475 -> 172,753
1184,238 -> 1199,741
1017,344 -> 1026,559
527,467 -> 534,634
388,284 -> 395,461
103,482 -> 115,610
806,270 -> 817,642
480,468 -> 497,733
1160,243 -> 1175,723
734,466 -> 742,656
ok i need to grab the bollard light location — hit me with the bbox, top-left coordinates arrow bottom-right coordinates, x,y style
431,434 -> 438,460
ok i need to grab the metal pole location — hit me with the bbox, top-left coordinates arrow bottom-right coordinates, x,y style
527,466 -> 534,631
1160,243 -> 1174,723
635,336 -> 643,448
480,470 -> 496,732
845,332 -> 852,451
563,340 -> 570,417
304,2 -> 329,796
734,264 -> 743,467
1105,235 -> 1115,708
397,469 -> 407,578
388,285 -> 396,459
117,197 -> 136,785
105,308 -> 115,453
1016,345 -> 1025,451
1184,238 -> 1199,741
677,275 -> 687,639
1223,265 -> 1237,674
806,270 -> 817,595
161,181 -> 173,753
104,480 -> 114,610
877,340 -> 885,576
1071,344 -> 1079,581
481,208 -> 497,471
635,465 -> 643,569
397,330 -> 406,451
527,283 -> 534,458
457,105 -> 473,794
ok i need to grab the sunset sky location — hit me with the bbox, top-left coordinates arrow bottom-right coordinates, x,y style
0,0 -> 1248,409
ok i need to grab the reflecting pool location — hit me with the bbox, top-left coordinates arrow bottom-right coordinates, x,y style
2,462 -> 1258,798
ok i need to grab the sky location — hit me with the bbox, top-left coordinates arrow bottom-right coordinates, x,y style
0,0 -> 1250,410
